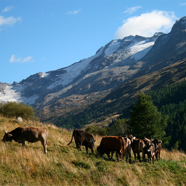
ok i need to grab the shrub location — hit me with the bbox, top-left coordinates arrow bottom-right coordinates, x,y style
85,125 -> 107,136
0,102 -> 35,120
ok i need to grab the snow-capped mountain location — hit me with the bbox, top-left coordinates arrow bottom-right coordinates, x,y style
1,16 -> 186,121
0,33 -> 160,104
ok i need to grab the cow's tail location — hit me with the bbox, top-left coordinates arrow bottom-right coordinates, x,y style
45,128 -> 49,145
121,137 -> 125,149
120,137 -> 125,159
67,130 -> 74,146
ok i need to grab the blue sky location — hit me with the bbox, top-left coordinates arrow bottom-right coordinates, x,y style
1,0 -> 186,84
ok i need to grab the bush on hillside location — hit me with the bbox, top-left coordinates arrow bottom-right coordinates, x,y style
0,102 -> 36,120
85,125 -> 107,136
108,118 -> 131,136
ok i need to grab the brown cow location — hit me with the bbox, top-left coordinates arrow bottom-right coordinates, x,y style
67,129 -> 95,154
128,134 -> 145,162
97,136 -> 124,161
152,138 -> 162,161
143,137 -> 155,164
2,127 -> 48,153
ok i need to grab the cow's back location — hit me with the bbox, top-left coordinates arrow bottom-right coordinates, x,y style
99,136 -> 123,152
83,133 -> 94,147
131,139 -> 145,153
11,127 -> 47,143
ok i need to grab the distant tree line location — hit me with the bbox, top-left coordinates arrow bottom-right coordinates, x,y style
149,80 -> 186,151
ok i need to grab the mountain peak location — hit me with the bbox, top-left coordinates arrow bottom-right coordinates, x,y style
171,16 -> 186,33
179,16 -> 186,24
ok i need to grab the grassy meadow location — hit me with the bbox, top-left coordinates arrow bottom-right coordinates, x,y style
0,116 -> 186,186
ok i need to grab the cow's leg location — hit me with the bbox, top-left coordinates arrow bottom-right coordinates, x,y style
79,139 -> 83,151
152,156 -> 154,164
116,152 -> 119,161
137,152 -> 141,162
133,151 -> 137,162
110,151 -> 114,160
126,150 -> 131,163
120,148 -> 124,161
126,153 -> 128,162
91,148 -> 94,155
41,138 -> 47,154
155,153 -> 158,160
143,152 -> 146,162
116,151 -> 121,161
75,141 -> 79,151
85,146 -> 88,154
22,140 -> 26,148
129,152 -> 132,163
120,154 -> 123,161
107,152 -> 110,159
148,153 -> 151,163
106,150 -> 111,160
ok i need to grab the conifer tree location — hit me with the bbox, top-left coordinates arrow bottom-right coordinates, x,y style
129,93 -> 167,139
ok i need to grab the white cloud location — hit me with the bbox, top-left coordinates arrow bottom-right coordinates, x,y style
180,2 -> 186,6
115,10 -> 177,39
123,6 -> 142,14
2,6 -> 14,13
9,55 -> 33,63
0,16 -> 21,27
67,8 -> 82,15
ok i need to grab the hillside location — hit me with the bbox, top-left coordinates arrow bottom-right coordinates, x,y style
0,116 -> 186,186
53,57 -> 186,128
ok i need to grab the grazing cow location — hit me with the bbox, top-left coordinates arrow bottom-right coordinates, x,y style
152,138 -> 162,161
122,137 -> 132,163
67,129 -> 95,154
143,137 -> 155,164
2,127 -> 48,153
97,136 -> 124,161
128,134 -> 145,162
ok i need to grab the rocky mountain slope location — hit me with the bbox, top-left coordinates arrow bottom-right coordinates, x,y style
1,16 -> 186,122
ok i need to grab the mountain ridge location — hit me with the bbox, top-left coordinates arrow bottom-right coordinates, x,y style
1,16 -> 186,124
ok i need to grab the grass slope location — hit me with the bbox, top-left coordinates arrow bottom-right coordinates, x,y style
0,116 -> 186,186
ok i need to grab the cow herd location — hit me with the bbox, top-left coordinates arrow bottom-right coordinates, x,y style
2,127 -> 162,164
67,129 -> 162,164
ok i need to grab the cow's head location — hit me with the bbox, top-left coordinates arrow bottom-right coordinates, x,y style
91,139 -> 96,149
97,146 -> 103,156
152,139 -> 162,150
128,134 -> 136,142
2,131 -> 13,142
145,141 -> 155,156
